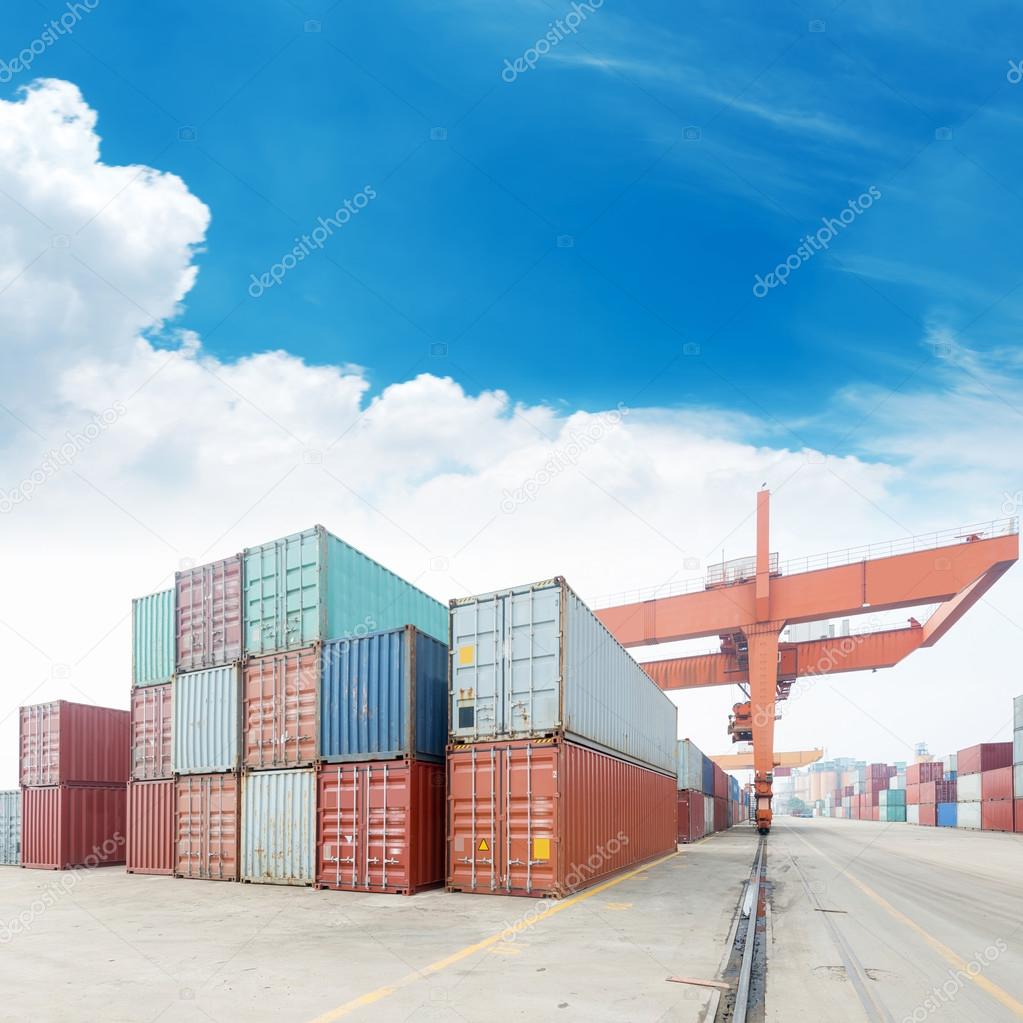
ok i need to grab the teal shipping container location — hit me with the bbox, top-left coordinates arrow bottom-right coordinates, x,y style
132,589 -> 175,687
0,790 -> 20,865
880,805 -> 907,822
879,789 -> 906,806
244,526 -> 447,655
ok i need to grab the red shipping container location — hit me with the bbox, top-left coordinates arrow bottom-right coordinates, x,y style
677,789 -> 704,843
919,804 -> 936,827
936,780 -> 957,803
447,738 -> 676,898
175,773 -> 240,880
130,684 -> 172,781
316,759 -> 444,895
1015,800 -> 1023,834
126,779 -> 175,875
244,646 -> 319,769
176,554 -> 243,672
21,785 -> 127,869
981,767 -> 1014,801
713,764 -> 727,801
20,702 -> 129,787
871,806 -> 880,821
906,762 -> 944,786
981,799 -> 1014,833
958,742 -> 1013,776
713,796 -> 726,833
906,783 -> 921,805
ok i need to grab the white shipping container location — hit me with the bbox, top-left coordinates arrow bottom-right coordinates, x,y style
0,790 -> 19,865
677,739 -> 704,791
1014,729 -> 1023,766
1014,695 -> 1023,732
173,666 -> 241,774
942,753 -> 957,775
242,768 -> 315,885
889,774 -> 905,791
906,804 -> 920,825
957,773 -> 982,802
1015,763 -> 1023,799
956,801 -> 982,830
449,578 -> 677,775
704,796 -> 715,835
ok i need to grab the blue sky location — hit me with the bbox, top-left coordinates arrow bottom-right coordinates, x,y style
4,0 -> 1023,444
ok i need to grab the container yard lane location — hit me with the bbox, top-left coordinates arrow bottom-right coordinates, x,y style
768,817 -> 1023,1023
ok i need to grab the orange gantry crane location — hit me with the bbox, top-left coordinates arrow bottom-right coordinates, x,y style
596,491 -> 1019,835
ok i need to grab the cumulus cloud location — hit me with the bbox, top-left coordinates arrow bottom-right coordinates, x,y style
0,80 -> 1018,785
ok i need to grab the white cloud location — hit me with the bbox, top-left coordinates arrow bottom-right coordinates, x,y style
0,80 -> 1019,788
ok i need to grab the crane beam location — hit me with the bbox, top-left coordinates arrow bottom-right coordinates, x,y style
710,748 -> 824,770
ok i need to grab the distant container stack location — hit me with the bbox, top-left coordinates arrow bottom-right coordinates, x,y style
957,742 -> 1013,832
446,578 -> 678,897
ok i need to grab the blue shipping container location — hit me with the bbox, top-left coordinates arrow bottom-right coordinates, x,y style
702,754 -> 715,795
320,625 -> 447,762
936,802 -> 957,828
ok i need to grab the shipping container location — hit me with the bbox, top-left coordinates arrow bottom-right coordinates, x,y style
132,589 -> 175,687
21,785 -> 126,869
131,683 -> 172,781
175,773 -> 240,880
956,801 -> 981,830
942,753 -> 957,775
173,666 -> 241,775
321,626 -> 447,763
176,555 -> 243,672
704,794 -> 715,835
1016,764 -> 1023,798
957,742 -> 1013,776
918,804 -> 935,826
957,773 -> 982,803
677,789 -> 704,843
1015,695 -> 1023,731
981,766 -> 1014,801
20,702 -> 129,787
905,762 -> 943,785
713,764 -> 727,801
0,790 -> 20,865
449,579 -> 676,776
447,738 -> 675,897
1016,800 -> 1023,833
244,647 -> 319,769
1014,730 -> 1023,766
713,796 -> 726,832
244,525 -> 447,656
241,768 -> 316,885
920,780 -> 957,804
981,800 -> 1014,833
906,783 -> 920,805
317,759 -> 445,895
126,779 -> 175,875
676,740 -> 704,792
936,802 -> 957,827
702,755 -> 715,795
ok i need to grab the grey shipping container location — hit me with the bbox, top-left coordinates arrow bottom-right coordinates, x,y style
320,625 -> 448,763
677,739 -> 704,791
241,768 -> 316,885
132,589 -> 175,687
449,578 -> 677,776
0,790 -> 20,865
1015,694 -> 1023,732
173,666 -> 241,774
243,525 -> 448,656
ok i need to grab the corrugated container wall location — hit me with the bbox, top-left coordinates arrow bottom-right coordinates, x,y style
243,646 -> 319,769
173,666 -> 241,774
243,526 -> 447,656
242,768 -> 316,885
958,743 -> 1013,776
21,785 -> 127,869
677,739 -> 704,792
132,589 -> 175,686
447,738 -> 676,897
176,555 -> 243,672
321,626 -> 447,763
126,779 -> 175,875
702,756 -> 715,796
317,759 -> 445,895
0,791 -> 20,865
449,579 -> 677,776
131,683 -> 173,781
175,773 -> 240,880
20,702 -> 130,787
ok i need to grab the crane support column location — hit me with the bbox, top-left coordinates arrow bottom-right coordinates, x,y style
746,621 -> 782,834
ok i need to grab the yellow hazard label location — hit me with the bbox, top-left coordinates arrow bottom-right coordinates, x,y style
478,838 -> 489,852
532,838 -> 550,861
458,645 -> 475,666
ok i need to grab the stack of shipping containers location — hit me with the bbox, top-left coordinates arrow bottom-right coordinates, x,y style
447,578 -> 678,897
938,754 -> 958,827
677,739 -> 706,843
966,742 -> 1014,833
19,701 -> 129,869
127,589 -> 176,875
905,762 -> 942,826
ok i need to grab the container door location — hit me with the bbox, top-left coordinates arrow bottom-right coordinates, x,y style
505,587 -> 561,737
451,598 -> 503,740
503,742 -> 557,895
360,762 -> 411,891
20,703 -> 60,787
318,764 -> 359,890
448,746 -> 501,892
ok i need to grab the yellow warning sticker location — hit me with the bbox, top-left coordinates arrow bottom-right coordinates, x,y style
532,838 -> 550,861
478,838 -> 489,852
458,645 -> 475,666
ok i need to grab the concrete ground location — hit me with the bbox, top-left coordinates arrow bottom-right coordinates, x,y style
768,816 -> 1023,1023
0,829 -> 755,1023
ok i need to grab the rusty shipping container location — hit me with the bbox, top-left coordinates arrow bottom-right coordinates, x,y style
131,683 -> 173,781
447,738 -> 676,898
21,785 -> 127,869
242,768 -> 316,886
176,554 -> 243,672
981,766 -> 1014,801
244,647 -> 319,769
981,799 -> 1014,833
175,773 -> 240,880
126,779 -> 175,875
957,742 -> 1013,776
677,789 -> 704,844
316,759 -> 445,895
20,702 -> 129,787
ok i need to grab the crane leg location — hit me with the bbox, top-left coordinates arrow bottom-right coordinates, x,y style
745,622 -> 781,835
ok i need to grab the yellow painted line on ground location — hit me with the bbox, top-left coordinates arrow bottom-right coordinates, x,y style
788,827 -> 1023,1018
307,851 -> 679,1022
